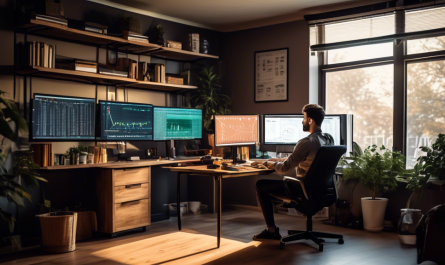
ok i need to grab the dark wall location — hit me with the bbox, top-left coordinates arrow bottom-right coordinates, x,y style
220,20 -> 310,207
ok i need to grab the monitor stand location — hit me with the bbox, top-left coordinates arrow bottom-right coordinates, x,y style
232,146 -> 246,164
166,140 -> 176,160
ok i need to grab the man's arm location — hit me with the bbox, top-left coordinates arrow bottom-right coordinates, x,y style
271,139 -> 310,174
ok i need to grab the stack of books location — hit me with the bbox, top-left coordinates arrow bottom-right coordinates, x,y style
35,14 -> 67,27
98,67 -> 128,77
56,55 -> 97,73
123,31 -> 149,44
15,42 -> 56,68
85,22 -> 108,34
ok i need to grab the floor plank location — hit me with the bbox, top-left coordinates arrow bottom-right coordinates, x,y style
0,209 -> 417,265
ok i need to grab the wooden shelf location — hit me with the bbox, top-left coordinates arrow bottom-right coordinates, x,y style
17,19 -> 219,61
150,47 -> 219,61
15,67 -> 197,92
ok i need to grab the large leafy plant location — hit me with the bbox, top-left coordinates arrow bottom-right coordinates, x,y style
191,67 -> 231,129
397,134 -> 445,208
0,90 -> 45,233
343,145 -> 405,200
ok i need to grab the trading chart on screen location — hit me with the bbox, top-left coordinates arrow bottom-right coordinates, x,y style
153,107 -> 202,140
99,101 -> 153,140
215,115 -> 259,146
32,94 -> 95,140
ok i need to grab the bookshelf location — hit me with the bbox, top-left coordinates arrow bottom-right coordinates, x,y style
16,19 -> 219,61
15,66 -> 198,92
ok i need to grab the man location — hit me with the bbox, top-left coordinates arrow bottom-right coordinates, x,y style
253,104 -> 334,241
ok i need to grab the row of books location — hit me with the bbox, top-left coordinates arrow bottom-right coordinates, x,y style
55,55 -> 97,73
16,42 -> 56,69
31,144 -> 53,167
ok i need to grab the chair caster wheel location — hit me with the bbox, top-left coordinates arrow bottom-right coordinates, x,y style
319,238 -> 325,243
338,238 -> 344,244
319,243 -> 324,251
280,242 -> 285,249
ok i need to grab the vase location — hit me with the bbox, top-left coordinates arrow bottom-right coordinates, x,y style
397,208 -> 422,245
79,154 -> 87,164
361,197 -> 388,232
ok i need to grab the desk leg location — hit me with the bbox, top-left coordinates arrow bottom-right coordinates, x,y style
214,175 -> 222,248
177,173 -> 181,231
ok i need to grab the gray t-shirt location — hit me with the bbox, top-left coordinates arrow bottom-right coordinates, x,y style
273,129 -> 334,180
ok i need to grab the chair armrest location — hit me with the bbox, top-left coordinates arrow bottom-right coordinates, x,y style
283,176 -> 309,200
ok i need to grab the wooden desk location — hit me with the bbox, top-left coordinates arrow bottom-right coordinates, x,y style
165,165 -> 274,248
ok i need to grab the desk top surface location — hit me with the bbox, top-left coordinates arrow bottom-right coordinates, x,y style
165,165 -> 274,176
40,158 -> 201,170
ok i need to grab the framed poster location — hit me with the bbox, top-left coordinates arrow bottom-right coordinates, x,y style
254,48 -> 289,102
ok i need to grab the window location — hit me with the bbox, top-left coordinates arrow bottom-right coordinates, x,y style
407,36 -> 445,55
326,65 -> 394,150
327,42 -> 393,64
406,60 -> 445,168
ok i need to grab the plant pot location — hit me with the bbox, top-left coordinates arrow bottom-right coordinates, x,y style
397,208 -> 422,245
37,211 -> 78,253
361,197 -> 388,232
79,154 -> 87,164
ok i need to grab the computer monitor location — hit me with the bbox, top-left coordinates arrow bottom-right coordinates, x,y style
262,114 -> 352,148
153,107 -> 202,140
214,115 -> 260,146
31,94 -> 96,141
98,101 -> 153,141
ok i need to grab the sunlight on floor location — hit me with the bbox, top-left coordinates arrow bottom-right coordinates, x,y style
92,229 -> 262,265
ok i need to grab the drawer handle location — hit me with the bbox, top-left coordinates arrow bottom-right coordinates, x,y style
125,184 -> 142,189
121,200 -> 140,206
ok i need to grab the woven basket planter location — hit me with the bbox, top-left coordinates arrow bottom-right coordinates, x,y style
76,211 -> 97,241
37,211 -> 77,253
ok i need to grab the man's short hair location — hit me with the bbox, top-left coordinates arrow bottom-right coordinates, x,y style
302,104 -> 325,126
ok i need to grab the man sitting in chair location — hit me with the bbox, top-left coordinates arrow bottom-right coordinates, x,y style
253,104 -> 334,241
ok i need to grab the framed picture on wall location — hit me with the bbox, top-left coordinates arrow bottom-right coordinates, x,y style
254,48 -> 289,102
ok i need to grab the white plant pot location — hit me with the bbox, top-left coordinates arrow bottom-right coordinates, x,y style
79,155 -> 87,164
361,197 -> 388,232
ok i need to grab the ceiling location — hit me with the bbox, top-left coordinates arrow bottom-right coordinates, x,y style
88,0 -> 389,32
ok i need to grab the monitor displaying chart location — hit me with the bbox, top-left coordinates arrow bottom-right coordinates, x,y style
153,107 -> 202,140
32,94 -> 96,141
214,115 -> 259,146
263,114 -> 341,145
98,101 -> 153,140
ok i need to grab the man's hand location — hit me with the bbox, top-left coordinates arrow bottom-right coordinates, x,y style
267,158 -> 287,162
263,161 -> 275,169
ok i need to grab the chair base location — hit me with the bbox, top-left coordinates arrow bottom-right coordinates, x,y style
280,230 -> 344,251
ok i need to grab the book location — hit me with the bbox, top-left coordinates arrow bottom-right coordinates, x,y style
123,31 -> 149,43
180,70 -> 191,85
85,22 -> 108,34
189,33 -> 199,53
35,14 -> 68,26
74,66 -> 97,73
137,62 -> 146,81
98,67 -> 128,77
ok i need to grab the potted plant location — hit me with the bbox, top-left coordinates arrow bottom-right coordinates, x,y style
343,145 -> 405,232
78,146 -> 88,164
396,134 -> 445,244
191,67 -> 231,130
0,90 -> 46,252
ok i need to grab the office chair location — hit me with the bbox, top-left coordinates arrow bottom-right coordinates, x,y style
280,145 -> 346,251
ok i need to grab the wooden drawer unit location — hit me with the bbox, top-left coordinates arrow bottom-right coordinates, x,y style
115,167 -> 150,186
96,167 -> 151,235
115,199 -> 150,232
115,183 -> 150,204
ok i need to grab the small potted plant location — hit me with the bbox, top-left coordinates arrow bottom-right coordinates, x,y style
78,146 -> 88,164
343,145 -> 405,232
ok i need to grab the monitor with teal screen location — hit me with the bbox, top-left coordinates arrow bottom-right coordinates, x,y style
153,107 -> 202,140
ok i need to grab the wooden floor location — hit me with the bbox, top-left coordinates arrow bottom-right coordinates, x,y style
0,208 -> 417,265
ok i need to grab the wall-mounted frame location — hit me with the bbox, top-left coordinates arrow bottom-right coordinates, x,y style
254,47 -> 289,102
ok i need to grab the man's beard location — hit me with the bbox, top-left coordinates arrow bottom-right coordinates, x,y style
303,122 -> 310,132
